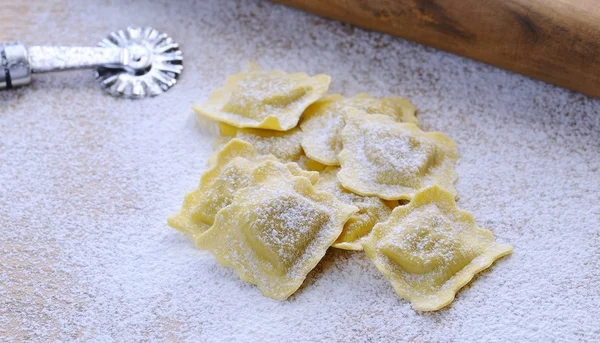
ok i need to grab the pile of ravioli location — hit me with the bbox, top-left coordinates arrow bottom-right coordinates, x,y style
169,63 -> 512,311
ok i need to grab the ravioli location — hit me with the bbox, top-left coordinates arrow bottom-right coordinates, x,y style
172,66 -> 514,309
168,139 -> 317,236
315,167 -> 391,250
300,93 -> 418,166
338,113 -> 459,201
193,63 -> 330,131
214,122 -> 304,162
362,186 -> 513,311
212,135 -> 233,153
167,189 -> 211,239
196,160 -> 358,300
294,154 -> 327,172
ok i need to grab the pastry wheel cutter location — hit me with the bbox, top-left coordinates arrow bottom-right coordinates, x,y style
0,27 -> 183,99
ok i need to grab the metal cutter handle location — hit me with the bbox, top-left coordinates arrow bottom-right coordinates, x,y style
0,43 -> 142,89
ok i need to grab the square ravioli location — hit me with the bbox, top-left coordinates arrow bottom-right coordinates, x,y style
196,161 -> 358,300
214,122 -> 304,162
338,113 -> 459,201
315,167 -> 391,250
193,63 -> 330,131
362,186 -> 513,311
300,93 -> 418,166
168,139 -> 318,237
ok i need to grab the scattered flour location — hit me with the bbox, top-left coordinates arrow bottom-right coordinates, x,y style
1,0 -> 599,342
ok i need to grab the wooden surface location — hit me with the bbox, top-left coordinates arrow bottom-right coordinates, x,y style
274,0 -> 600,99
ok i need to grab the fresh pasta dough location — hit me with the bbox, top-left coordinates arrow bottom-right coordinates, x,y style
294,154 -> 327,172
362,186 -> 513,311
300,93 -> 418,166
214,122 -> 304,162
171,66 -> 512,309
168,139 -> 317,236
167,189 -> 211,239
213,122 -> 326,174
315,167 -> 391,250
338,113 -> 459,201
196,160 -> 358,300
193,63 -> 330,131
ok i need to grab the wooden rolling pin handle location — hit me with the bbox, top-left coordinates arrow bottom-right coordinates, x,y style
274,0 -> 600,98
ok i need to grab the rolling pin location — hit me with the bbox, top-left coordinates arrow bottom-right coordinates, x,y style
273,0 -> 600,98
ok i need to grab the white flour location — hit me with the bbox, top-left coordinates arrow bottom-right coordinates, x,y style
1,0 -> 599,342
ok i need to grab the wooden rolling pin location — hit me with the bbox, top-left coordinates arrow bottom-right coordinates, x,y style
274,0 -> 600,98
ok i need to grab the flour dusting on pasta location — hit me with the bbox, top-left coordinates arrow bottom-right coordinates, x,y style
300,94 -> 418,165
194,161 -> 357,300
216,124 -> 304,162
193,63 -> 330,131
363,187 -> 512,311
338,113 -> 459,200
172,64 -> 510,308
315,167 -> 391,250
